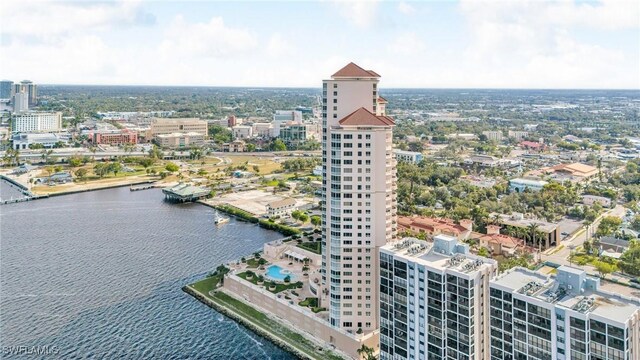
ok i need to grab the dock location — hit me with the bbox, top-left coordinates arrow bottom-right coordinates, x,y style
162,183 -> 210,203
130,184 -> 155,191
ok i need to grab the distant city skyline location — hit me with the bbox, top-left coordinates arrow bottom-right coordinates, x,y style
1,0 -> 639,89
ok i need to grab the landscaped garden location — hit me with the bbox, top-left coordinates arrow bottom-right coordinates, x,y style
297,241 -> 322,254
237,270 -> 303,294
298,297 -> 325,313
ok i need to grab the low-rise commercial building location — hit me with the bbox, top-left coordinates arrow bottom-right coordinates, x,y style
12,132 -> 68,149
509,178 -> 549,192
232,125 -> 253,139
90,129 -> 138,145
265,198 -> 297,217
222,139 -> 246,152
491,212 -> 559,250
394,149 -> 423,164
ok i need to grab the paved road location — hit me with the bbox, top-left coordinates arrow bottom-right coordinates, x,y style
542,204 -> 631,284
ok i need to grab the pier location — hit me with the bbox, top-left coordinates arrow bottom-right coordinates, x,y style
162,183 -> 210,203
130,184 -> 155,191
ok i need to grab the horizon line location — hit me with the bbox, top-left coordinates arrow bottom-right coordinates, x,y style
29,83 -> 640,91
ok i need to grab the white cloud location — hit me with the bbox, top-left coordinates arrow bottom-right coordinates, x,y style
159,16 -> 257,59
331,0 -> 381,28
266,33 -> 293,58
0,0 -> 152,43
454,0 -> 640,89
388,32 -> 425,55
397,1 -> 415,15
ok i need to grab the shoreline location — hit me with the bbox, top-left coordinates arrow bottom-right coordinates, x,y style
182,284 -> 338,360
45,180 -> 157,198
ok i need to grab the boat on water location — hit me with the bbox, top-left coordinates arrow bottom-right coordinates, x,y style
213,213 -> 229,225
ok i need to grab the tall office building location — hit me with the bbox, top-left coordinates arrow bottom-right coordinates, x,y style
321,62 -> 397,334
380,235 -> 498,360
0,80 -> 13,99
13,80 -> 38,106
490,266 -> 640,360
13,91 -> 29,112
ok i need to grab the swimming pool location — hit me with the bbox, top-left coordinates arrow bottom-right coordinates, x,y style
265,265 -> 295,282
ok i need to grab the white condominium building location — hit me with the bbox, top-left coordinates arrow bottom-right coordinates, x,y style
11,111 -> 62,133
380,235 -> 498,360
490,266 -> 640,360
321,62 -> 397,334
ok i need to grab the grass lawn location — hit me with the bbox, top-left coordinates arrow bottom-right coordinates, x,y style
191,275 -> 223,294
245,258 -> 265,268
210,292 -> 343,360
298,297 -> 326,313
297,241 -> 322,255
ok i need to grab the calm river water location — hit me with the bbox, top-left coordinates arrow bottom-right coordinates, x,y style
0,185 -> 294,359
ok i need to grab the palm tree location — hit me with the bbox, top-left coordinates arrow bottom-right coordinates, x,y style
356,344 -> 376,360
527,223 -> 541,248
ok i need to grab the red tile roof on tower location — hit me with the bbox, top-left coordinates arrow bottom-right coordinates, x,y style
338,107 -> 395,126
377,96 -> 388,104
332,62 -> 380,78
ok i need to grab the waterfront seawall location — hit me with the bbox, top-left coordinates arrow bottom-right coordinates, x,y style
182,285 -> 318,360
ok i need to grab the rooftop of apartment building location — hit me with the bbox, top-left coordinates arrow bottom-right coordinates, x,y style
492,266 -> 640,324
381,235 -> 497,273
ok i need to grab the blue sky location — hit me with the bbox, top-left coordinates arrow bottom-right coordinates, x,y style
1,0 -> 638,89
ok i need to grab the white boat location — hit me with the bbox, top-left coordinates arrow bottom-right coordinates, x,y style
214,213 -> 229,225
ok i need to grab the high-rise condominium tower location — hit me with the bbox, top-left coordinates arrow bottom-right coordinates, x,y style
13,80 -> 38,106
321,62 -> 397,334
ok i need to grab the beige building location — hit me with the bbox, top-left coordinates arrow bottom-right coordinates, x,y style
321,62 -> 397,334
221,139 -> 246,152
232,125 -> 253,139
266,198 -> 297,217
149,118 -> 207,137
482,130 -> 504,142
11,111 -> 62,133
155,132 -> 205,149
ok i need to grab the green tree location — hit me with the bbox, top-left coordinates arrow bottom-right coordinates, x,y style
246,143 -> 256,152
356,345 -> 376,360
271,138 -> 287,151
109,162 -> 122,176
596,216 -> 622,237
299,213 -> 309,223
310,215 -> 321,227
93,163 -> 109,178
478,247 -> 490,258
74,168 -> 88,183
619,240 -> 640,275
165,162 -> 179,172
68,156 -> 83,167
592,260 -> 617,279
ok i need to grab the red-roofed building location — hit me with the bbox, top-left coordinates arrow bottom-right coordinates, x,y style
332,62 -> 380,78
338,107 -> 395,127
520,140 -> 546,152
321,62 -> 396,334
398,215 -> 473,240
476,225 -> 538,258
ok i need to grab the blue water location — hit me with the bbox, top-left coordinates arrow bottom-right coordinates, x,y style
265,265 -> 294,282
0,187 -> 295,359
